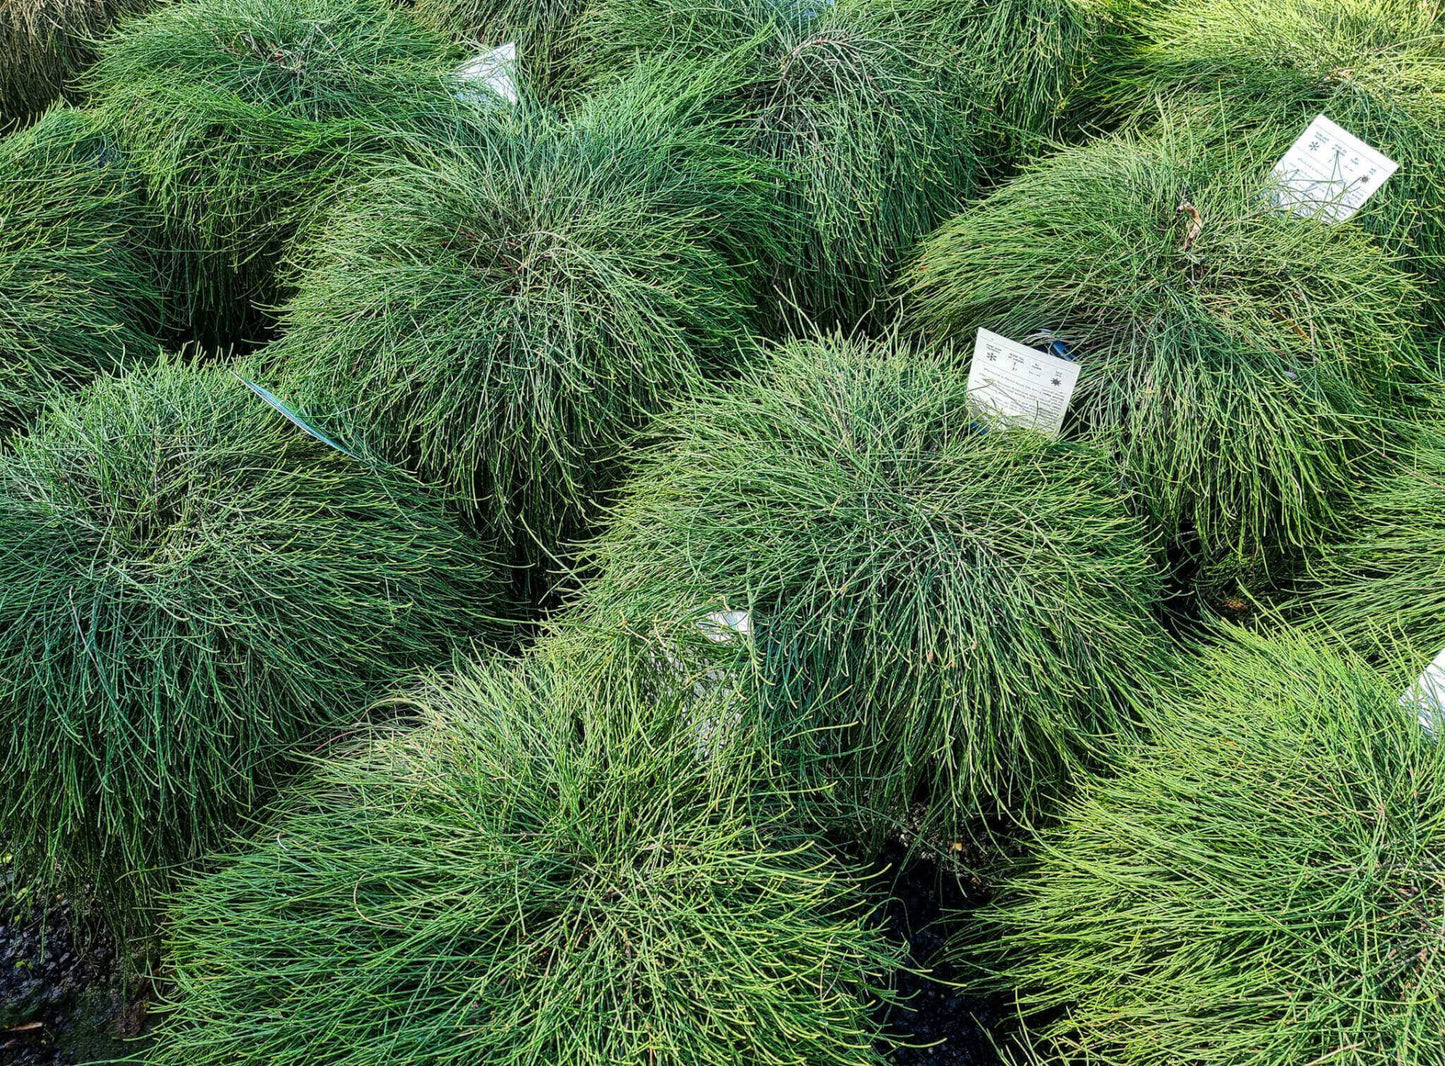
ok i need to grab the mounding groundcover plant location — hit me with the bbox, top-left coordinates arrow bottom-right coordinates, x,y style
572,0 -> 977,323
928,0 -> 1113,164
147,654 -> 902,1066
84,0 -> 462,345
963,624 -> 1445,1065
556,332 -> 1173,844
0,106 -> 163,434
0,361 -> 508,936
272,63 -> 777,584
905,104 -> 1426,593
0,0 -> 155,127
1101,0 -> 1445,289
1296,420 -> 1445,666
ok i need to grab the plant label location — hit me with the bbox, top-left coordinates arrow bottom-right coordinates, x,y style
1270,115 -> 1397,223
967,328 -> 1080,437
1399,645 -> 1445,737
699,610 -> 751,643
645,608 -> 753,761
456,42 -> 519,106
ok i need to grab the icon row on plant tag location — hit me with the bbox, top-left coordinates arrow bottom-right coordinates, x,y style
966,328 -> 1080,437
455,42 -> 519,106
1270,114 -> 1398,223
1399,645 -> 1445,738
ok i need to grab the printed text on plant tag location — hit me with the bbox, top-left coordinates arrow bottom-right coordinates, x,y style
1270,115 -> 1397,223
966,328 -> 1079,437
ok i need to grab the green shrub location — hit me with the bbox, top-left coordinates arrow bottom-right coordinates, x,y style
0,106 -> 163,434
272,64 -> 776,585
148,654 -> 901,1066
85,0 -> 461,345
0,0 -> 155,127
409,0 -> 584,95
556,331 -> 1172,844
904,104 -> 1426,593
0,361 -> 507,937
1103,0 -> 1445,291
928,0 -> 1112,163
964,624 -> 1445,1066
1296,421 -> 1445,666
573,0 -> 977,323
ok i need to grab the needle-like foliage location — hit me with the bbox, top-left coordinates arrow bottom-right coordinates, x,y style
928,0 -> 1112,164
408,0 -> 584,95
0,0 -> 154,127
905,104 -> 1426,594
0,361 -> 508,938
572,0 -> 977,323
557,332 -> 1172,845
0,106 -> 163,434
271,64 -> 776,586
963,624 -> 1445,1066
147,654 -> 902,1066
1102,0 -> 1445,293
84,0 -> 461,345
1296,420 -> 1445,664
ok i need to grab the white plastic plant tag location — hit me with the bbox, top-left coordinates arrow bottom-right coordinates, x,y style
966,328 -> 1080,437
1399,645 -> 1445,737
1270,115 -> 1397,223
698,610 -> 751,643
455,42 -> 518,106
645,608 -> 754,761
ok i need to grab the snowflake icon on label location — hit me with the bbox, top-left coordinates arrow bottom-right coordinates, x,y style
1270,115 -> 1398,223
966,328 -> 1081,437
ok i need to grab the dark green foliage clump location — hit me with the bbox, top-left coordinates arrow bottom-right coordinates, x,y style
0,0 -> 155,127
931,0 -> 1112,163
966,624 -> 1445,1066
574,0 -> 977,323
560,332 -> 1172,843
1105,0 -> 1445,289
0,106 -> 163,433
148,655 -> 901,1065
409,0 -> 584,95
86,0 -> 460,344
0,362 -> 507,936
1297,422 -> 1445,665
274,67 -> 775,581
905,105 -> 1425,592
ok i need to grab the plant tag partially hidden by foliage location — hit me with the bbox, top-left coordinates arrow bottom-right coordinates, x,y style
455,42 -> 519,106
1270,115 -> 1398,223
650,609 -> 754,760
1399,645 -> 1445,737
698,610 -> 752,643
966,328 -> 1079,437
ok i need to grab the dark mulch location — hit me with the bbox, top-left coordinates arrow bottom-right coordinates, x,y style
3,844 -> 1005,1065
1,866 -> 146,1066
875,844 -> 1006,1066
